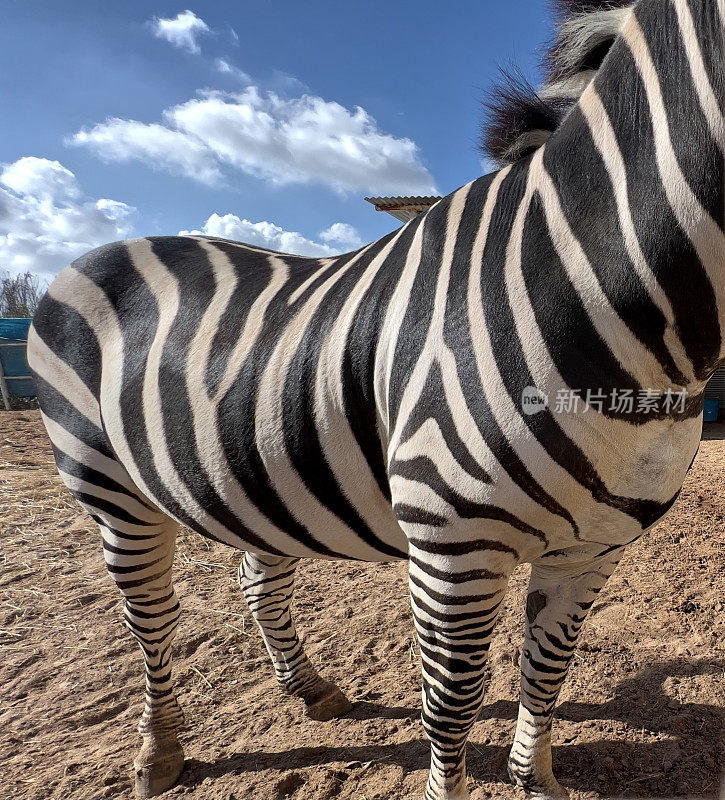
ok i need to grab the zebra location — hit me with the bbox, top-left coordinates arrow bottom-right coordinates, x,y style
27,0 -> 723,797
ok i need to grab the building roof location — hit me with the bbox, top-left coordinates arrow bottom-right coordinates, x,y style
364,195 -> 442,222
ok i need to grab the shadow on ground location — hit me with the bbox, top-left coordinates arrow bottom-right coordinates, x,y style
178,658 -> 723,798
701,423 -> 725,441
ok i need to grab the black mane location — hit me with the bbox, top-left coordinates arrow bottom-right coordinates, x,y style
482,0 -> 634,165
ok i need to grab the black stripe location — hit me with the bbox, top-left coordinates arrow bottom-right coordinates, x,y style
542,108 -> 687,386
54,449 -> 154,508
280,234 -> 406,559
392,456 -> 548,545
388,203 -> 449,429
443,170 -> 581,537
595,43 -> 721,378
32,293 -> 102,398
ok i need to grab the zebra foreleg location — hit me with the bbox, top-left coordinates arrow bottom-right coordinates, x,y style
408,541 -> 511,800
508,551 -> 623,799
239,552 -> 352,721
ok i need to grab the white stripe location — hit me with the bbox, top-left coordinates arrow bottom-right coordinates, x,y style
466,168 -> 640,539
387,183 -> 473,462
388,475 -> 453,525
437,344 -> 563,539
190,239 -> 239,402
40,412 -> 140,496
254,245 -> 391,559
57,470 -> 160,523
578,86 -> 695,383
374,218 -> 426,443
79,503 -> 162,537
395,417 -> 491,499
213,253 -> 290,403
127,239 -> 254,548
44,263 -> 157,504
535,150 -> 675,388
287,256 -> 344,306
622,15 -> 725,362
27,324 -> 103,430
184,245 -> 314,556
505,155 -> 650,495
671,0 -> 725,154
189,235 -> 292,257
314,229 -> 407,549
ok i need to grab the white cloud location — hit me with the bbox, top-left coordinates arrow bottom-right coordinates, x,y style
70,119 -> 222,185
319,222 -> 363,249
70,87 -> 437,196
0,157 -> 136,279
180,213 -> 363,257
215,59 -> 251,84
150,10 -> 210,54
1,157 -> 80,201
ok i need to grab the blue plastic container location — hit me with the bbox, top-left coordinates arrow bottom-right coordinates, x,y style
703,398 -> 719,422
0,317 -> 35,399
0,318 -> 32,341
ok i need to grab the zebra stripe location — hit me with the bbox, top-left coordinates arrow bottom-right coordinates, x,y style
28,0 -> 723,798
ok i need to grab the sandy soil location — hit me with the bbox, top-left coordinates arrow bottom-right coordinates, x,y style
0,410 -> 723,800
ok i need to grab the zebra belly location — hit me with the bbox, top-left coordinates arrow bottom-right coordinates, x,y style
103,383 -> 409,563
158,474 -> 408,563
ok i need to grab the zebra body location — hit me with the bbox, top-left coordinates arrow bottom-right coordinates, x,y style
28,0 -> 723,798
30,184 -> 703,562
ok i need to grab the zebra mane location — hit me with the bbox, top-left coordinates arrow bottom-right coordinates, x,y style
482,0 -> 635,165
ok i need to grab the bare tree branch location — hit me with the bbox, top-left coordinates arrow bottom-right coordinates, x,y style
0,271 -> 47,318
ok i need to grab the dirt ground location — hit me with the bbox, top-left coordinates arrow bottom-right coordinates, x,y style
0,410 -> 723,800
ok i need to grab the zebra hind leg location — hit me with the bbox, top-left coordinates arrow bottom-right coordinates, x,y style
239,552 -> 352,720
508,551 -> 623,799
43,415 -> 186,797
93,509 -> 184,797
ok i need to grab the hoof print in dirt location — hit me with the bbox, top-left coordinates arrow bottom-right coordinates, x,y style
276,771 -> 306,798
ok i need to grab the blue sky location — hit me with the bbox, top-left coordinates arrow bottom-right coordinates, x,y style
1,1 -> 549,278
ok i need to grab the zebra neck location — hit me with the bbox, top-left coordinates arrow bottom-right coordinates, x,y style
542,0 -> 725,388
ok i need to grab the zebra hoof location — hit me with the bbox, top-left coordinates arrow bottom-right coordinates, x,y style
519,780 -> 569,800
507,764 -> 569,800
303,682 -> 353,721
525,788 -> 569,800
133,737 -> 185,797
